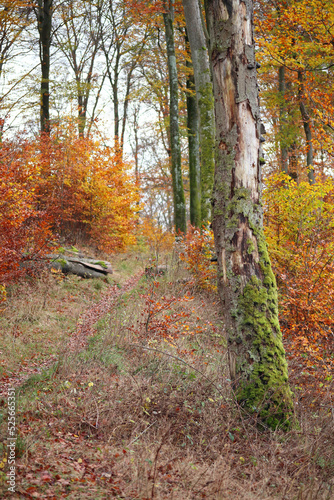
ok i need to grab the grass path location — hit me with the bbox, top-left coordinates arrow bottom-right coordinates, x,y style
0,271 -> 143,398
0,255 -> 333,499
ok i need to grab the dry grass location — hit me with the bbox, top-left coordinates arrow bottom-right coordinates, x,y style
0,251 -> 333,499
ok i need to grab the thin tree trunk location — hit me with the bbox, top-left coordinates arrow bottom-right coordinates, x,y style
78,94 -> 86,138
298,70 -> 315,184
183,0 -> 215,222
110,49 -> 121,149
278,66 -> 288,173
121,64 -> 137,151
186,44 -> 201,227
163,3 -> 186,234
37,0 -> 53,134
205,0 -> 293,428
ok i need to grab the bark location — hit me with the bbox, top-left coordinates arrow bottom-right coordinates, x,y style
298,70 -> 315,184
111,49 -> 121,145
278,66 -> 288,174
46,254 -> 113,279
205,0 -> 293,428
163,4 -> 186,233
183,0 -> 215,222
186,49 -> 201,227
37,0 -> 53,134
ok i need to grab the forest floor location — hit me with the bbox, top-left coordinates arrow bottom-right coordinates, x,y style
0,250 -> 333,499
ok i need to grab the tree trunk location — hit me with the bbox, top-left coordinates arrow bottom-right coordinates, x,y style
278,66 -> 288,174
183,0 -> 215,222
298,70 -> 315,184
37,0 -> 53,134
163,3 -> 186,234
205,0 -> 293,428
186,45 -> 201,227
78,93 -> 87,138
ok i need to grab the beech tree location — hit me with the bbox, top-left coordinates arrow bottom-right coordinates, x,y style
185,39 -> 201,227
256,0 -> 334,180
54,0 -> 103,138
35,0 -> 53,134
163,1 -> 186,233
205,0 -> 293,427
0,1 -> 32,138
182,0 -> 215,222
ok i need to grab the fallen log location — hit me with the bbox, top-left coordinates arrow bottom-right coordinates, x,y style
45,253 -> 113,279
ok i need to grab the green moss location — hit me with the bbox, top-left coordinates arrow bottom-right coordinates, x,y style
235,274 -> 293,429
246,239 -> 255,254
220,186 -> 293,429
56,258 -> 68,269
94,261 -> 108,269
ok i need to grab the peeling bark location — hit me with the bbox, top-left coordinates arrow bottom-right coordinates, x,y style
205,0 -> 293,428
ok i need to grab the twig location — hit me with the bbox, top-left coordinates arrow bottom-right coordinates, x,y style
128,420 -> 157,446
129,343 -> 226,398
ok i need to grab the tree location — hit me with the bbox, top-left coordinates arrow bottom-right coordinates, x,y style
185,40 -> 201,227
35,0 -> 53,134
297,69 -> 315,184
54,0 -> 103,138
0,137 -> 52,283
256,0 -> 334,180
205,0 -> 293,428
0,1 -> 32,138
35,120 -> 139,251
97,0 -> 149,150
278,66 -> 288,173
163,1 -> 186,233
0,0 -> 30,78
182,0 -> 215,222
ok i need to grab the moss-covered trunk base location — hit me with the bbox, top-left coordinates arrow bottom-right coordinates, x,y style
205,0 -> 294,429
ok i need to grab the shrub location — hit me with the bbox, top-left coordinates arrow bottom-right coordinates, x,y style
0,122 -> 140,289
263,172 -> 334,386
0,140 -> 52,285
179,225 -> 217,292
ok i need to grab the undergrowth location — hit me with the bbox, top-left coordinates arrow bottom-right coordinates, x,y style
0,250 -> 333,499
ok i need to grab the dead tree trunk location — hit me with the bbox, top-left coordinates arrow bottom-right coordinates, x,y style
205,0 -> 293,428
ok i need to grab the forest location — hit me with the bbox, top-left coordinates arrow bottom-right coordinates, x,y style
0,0 -> 333,498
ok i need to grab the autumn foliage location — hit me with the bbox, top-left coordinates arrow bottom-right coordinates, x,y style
263,173 -> 334,387
140,217 -> 174,260
178,194 -> 333,391
36,122 -> 139,251
180,225 -> 217,293
0,122 -> 139,286
0,139 -> 53,284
